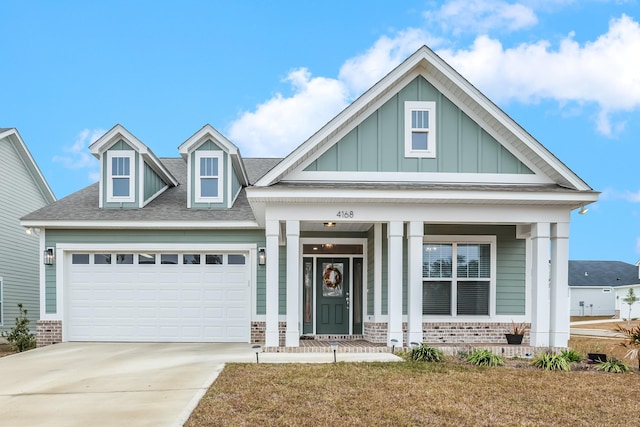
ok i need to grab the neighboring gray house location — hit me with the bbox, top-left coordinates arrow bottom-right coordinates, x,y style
0,128 -> 55,334
569,260 -> 639,317
22,46 -> 599,349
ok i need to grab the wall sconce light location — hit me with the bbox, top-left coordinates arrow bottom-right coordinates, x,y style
43,247 -> 54,265
258,247 -> 266,265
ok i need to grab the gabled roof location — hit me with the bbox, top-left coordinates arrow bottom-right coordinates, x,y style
255,45 -> 593,192
178,124 -> 249,186
89,124 -> 178,187
0,128 -> 56,204
569,261 -> 640,287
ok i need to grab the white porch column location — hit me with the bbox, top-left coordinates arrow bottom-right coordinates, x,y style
530,222 -> 550,347
550,222 -> 570,347
265,220 -> 280,347
407,221 -> 423,346
285,220 -> 300,347
387,221 -> 404,346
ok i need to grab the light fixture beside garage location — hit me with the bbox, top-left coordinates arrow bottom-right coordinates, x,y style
43,247 -> 54,265
258,247 -> 266,265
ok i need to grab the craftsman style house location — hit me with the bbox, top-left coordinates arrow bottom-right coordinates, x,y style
22,46 -> 598,348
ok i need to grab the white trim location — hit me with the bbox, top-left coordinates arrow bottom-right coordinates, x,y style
286,171 -> 554,184
106,150 -> 135,203
405,101 -> 436,158
21,220 -> 261,229
195,151 -> 223,203
0,276 -> 3,326
374,223 -> 382,318
422,235 -> 497,319
143,184 -> 169,207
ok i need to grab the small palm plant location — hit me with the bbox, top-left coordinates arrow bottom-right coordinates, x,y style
614,324 -> 640,370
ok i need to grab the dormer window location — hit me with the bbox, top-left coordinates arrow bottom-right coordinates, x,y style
106,151 -> 135,202
195,151 -> 223,203
405,101 -> 436,158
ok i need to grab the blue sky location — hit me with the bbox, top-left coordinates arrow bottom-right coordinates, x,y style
2,0 -> 640,263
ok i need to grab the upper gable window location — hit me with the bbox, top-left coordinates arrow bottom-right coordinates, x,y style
106,151 -> 135,202
195,151 -> 223,203
405,101 -> 436,158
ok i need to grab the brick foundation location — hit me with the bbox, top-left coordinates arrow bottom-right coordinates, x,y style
36,320 -> 62,347
422,322 -> 530,345
363,322 -> 388,343
251,321 -> 286,346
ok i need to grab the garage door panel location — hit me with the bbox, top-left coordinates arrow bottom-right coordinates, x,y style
67,252 -> 251,342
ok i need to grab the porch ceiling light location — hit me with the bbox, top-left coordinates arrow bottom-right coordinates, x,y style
324,222 -> 335,227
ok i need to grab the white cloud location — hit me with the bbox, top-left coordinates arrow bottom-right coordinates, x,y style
438,14 -> 640,136
53,128 -> 104,182
601,187 -> 640,202
425,0 -> 538,35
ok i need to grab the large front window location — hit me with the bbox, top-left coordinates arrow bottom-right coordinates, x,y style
422,239 -> 494,316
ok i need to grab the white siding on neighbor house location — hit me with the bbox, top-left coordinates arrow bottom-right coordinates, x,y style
0,139 -> 48,332
615,286 -> 640,320
569,287 -> 616,316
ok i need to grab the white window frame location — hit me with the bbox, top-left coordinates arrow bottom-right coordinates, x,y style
405,101 -> 436,158
106,151 -> 135,203
195,151 -> 223,203
422,235 -> 496,318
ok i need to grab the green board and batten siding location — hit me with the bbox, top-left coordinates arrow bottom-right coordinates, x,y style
143,162 -> 167,202
0,139 -> 49,332
305,76 -> 533,175
43,229 -> 266,314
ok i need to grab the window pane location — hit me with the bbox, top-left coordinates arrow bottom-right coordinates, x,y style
161,254 -> 178,264
183,254 -> 201,264
94,254 -> 111,264
200,178 -> 218,197
138,254 -> 156,264
205,254 -> 223,264
411,132 -> 428,151
72,254 -> 90,264
423,244 -> 452,278
228,254 -> 245,265
457,244 -> 491,278
116,254 -> 133,264
200,157 -> 218,177
113,178 -> 130,197
457,281 -> 489,315
112,157 -> 130,176
423,281 -> 451,315
412,110 -> 429,129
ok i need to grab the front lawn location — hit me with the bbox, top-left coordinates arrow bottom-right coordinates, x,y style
186,358 -> 639,427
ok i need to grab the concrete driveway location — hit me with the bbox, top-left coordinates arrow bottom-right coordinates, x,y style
0,342 -> 399,427
0,342 -> 257,427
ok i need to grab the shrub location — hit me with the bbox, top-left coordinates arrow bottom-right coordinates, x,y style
595,359 -> 630,374
614,324 -> 640,370
532,352 -> 571,371
560,349 -> 584,363
2,304 -> 36,352
409,344 -> 445,362
466,349 -> 504,367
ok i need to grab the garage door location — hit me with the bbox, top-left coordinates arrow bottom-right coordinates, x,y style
66,252 -> 251,342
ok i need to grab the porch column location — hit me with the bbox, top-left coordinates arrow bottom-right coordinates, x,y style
387,221 -> 404,346
530,222 -> 550,347
265,220 -> 280,347
407,221 -> 423,345
285,220 -> 300,347
550,222 -> 570,347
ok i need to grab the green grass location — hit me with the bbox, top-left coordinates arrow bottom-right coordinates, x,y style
186,360 -> 639,427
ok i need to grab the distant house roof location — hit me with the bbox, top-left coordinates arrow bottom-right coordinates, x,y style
21,157 -> 281,226
569,261 -> 640,287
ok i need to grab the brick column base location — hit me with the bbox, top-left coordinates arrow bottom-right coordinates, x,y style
36,320 -> 62,347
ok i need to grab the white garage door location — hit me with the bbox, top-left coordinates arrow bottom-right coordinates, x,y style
66,252 -> 251,342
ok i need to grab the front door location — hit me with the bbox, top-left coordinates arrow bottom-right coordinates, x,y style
316,258 -> 349,334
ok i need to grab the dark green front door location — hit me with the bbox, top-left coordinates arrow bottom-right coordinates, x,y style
316,258 -> 349,334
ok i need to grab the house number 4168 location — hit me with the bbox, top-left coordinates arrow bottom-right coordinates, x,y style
336,210 -> 354,218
